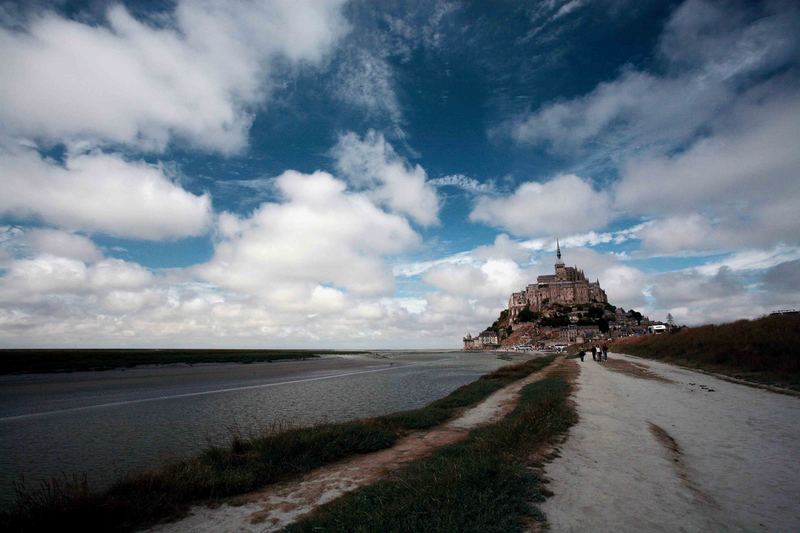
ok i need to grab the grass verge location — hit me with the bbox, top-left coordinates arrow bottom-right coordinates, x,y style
613,314 -> 800,390
1,355 -> 555,532
285,365 -> 576,533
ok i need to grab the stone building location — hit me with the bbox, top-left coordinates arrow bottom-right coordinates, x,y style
559,324 -> 601,343
462,329 -> 499,350
477,328 -> 499,347
462,333 -> 478,350
508,241 -> 607,321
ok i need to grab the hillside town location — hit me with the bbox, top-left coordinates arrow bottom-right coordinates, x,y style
464,243 -> 669,351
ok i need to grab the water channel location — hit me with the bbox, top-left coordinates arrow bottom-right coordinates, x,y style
0,350 -> 532,508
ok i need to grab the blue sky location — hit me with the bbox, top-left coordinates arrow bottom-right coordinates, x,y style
1,0 -> 799,348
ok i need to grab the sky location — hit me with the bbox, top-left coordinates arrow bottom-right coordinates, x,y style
1,0 -> 799,348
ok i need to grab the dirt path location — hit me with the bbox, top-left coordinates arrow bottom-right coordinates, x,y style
148,357 -> 560,533
540,352 -> 800,532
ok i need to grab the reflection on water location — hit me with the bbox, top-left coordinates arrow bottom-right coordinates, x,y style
0,351 -> 531,508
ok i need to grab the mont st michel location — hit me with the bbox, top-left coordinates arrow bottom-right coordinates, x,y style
464,242 -> 653,351
2,1 -> 799,532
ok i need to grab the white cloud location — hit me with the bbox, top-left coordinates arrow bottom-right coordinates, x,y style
502,0 -> 800,257
423,258 -> 529,300
0,148 -> 211,239
22,228 -> 102,262
334,130 -> 440,226
197,170 -> 420,307
89,259 -> 153,291
392,251 -> 473,278
470,174 -> 612,237
334,47 -> 402,125
429,174 -> 495,194
695,246 -> 800,276
616,86 -> 800,249
507,0 -> 800,154
1,255 -> 89,296
0,252 -> 151,304
393,234 -> 532,280
553,1 -> 587,20
637,215 -> 715,254
0,0 -> 348,153
472,234 -> 531,263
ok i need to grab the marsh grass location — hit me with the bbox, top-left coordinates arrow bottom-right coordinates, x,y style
0,349 -> 366,374
615,314 -> 800,389
2,355 -> 555,532
285,376 -> 576,533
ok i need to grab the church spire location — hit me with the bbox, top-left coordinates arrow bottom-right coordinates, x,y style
555,238 -> 564,266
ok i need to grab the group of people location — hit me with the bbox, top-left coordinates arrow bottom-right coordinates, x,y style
578,343 -> 608,362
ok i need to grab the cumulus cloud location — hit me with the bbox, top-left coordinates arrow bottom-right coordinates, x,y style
501,0 -> 800,257
472,234 -> 531,263
0,0 -> 348,153
0,253 -> 152,304
637,215 -> 715,254
333,130 -> 440,225
616,87 -> 800,249
0,148 -> 211,239
470,174 -> 612,237
423,259 -> 530,300
0,223 -> 405,346
197,170 -> 420,308
21,228 -> 102,262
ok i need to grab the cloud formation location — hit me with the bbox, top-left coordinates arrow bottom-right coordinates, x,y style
0,0 -> 347,153
616,86 -> 800,249
470,174 -> 612,237
198,170 -> 420,306
334,130 -> 440,226
508,0 -> 800,155
0,148 -> 212,239
429,174 -> 495,194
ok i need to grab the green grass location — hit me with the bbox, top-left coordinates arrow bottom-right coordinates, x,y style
377,355 -> 555,431
285,375 -> 576,533
1,355 -> 555,532
0,349 -> 373,374
615,314 -> 800,390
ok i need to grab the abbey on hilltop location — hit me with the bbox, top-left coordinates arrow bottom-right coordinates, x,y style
507,240 -> 607,321
463,241 -> 654,350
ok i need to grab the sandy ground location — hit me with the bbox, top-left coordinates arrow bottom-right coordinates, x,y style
540,352 -> 800,532
148,358 -> 558,533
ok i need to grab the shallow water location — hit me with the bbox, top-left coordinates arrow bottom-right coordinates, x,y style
0,351 -> 523,508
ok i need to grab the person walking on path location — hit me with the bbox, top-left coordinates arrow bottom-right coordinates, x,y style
602,343 -> 609,361
591,345 -> 598,362
579,349 -> 585,362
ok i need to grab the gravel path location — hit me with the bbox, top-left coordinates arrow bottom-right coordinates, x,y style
540,352 -> 800,532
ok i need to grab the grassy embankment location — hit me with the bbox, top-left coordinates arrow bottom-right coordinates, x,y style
2,355 -> 555,532
614,314 -> 800,390
0,349 -> 368,374
286,365 -> 576,532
